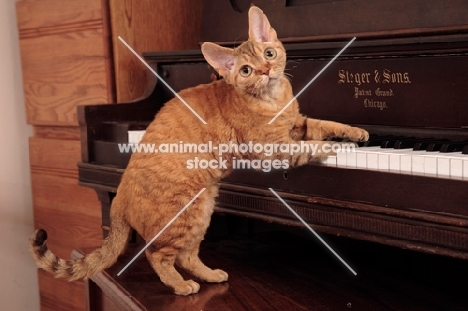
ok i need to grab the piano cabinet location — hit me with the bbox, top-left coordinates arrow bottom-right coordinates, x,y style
78,33 -> 468,261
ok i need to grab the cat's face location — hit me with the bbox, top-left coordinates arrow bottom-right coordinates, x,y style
202,6 -> 286,98
229,40 -> 286,96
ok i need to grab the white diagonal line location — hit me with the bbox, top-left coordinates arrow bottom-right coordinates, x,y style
268,188 -> 357,276
118,36 -> 207,125
268,37 -> 356,124
117,188 -> 206,276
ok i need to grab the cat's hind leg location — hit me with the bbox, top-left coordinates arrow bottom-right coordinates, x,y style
176,244 -> 228,283
145,248 -> 200,295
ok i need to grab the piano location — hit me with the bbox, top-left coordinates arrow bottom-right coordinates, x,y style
78,0 -> 468,259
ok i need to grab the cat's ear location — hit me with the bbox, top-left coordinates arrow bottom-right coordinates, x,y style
201,42 -> 236,77
248,6 -> 278,43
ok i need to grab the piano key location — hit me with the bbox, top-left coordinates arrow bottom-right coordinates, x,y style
378,152 -> 390,171
447,152 -> 466,179
323,155 -> 337,167
440,141 -> 468,153
128,130 -> 146,144
437,157 -> 450,178
355,146 -> 381,169
336,149 -> 348,167
426,141 -> 446,152
411,151 -> 428,176
367,152 -> 379,170
346,151 -> 357,168
362,135 -> 396,147
422,154 -> 438,177
394,138 -> 419,149
380,136 -> 407,149
327,141 -> 468,180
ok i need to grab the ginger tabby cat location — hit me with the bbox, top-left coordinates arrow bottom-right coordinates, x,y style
30,6 -> 368,295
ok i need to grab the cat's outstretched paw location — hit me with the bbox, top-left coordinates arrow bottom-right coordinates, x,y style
174,280 -> 200,296
343,127 -> 369,142
207,269 -> 229,283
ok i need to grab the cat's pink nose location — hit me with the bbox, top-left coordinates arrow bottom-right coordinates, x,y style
262,69 -> 270,75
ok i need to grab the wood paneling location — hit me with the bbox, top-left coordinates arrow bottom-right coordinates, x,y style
16,0 -> 114,126
30,138 -> 102,311
38,270 -> 87,311
16,1 -> 113,309
109,0 -> 204,102
30,138 -> 102,257
16,0 -> 206,309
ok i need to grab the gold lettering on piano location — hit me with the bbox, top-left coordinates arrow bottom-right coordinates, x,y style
375,88 -> 394,97
364,98 -> 387,110
381,69 -> 411,84
339,69 -> 411,111
339,69 -> 411,85
338,70 -> 371,86
354,87 -> 372,98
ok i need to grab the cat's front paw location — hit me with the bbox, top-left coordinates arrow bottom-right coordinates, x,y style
202,269 -> 229,283
173,280 -> 200,296
343,127 -> 369,142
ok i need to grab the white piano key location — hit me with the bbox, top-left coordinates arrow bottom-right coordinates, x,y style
400,154 -> 412,174
367,152 -> 379,170
355,147 -> 381,169
356,151 -> 368,169
323,155 -> 337,167
464,158 -> 468,180
437,157 -> 450,177
128,130 -> 146,144
449,153 -> 464,179
389,153 -> 401,172
378,152 -> 390,171
346,151 -> 357,168
410,151 -> 428,176
423,154 -> 438,177
336,150 -> 348,167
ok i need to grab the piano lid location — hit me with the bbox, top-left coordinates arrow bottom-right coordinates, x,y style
201,0 -> 468,45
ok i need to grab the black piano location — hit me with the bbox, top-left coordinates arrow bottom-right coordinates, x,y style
78,0 -> 468,260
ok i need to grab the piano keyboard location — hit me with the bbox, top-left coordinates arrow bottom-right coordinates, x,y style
130,130 -> 467,180
324,136 -> 468,180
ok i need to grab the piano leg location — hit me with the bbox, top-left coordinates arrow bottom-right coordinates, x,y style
95,190 -> 115,238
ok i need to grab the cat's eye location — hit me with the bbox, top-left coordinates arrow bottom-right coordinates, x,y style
264,48 -> 277,60
240,65 -> 252,77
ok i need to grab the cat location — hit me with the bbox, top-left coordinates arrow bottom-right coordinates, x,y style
30,6 -> 368,295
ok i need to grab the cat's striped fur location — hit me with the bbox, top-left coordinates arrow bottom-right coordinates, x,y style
30,6 -> 368,295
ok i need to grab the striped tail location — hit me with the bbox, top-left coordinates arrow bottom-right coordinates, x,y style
29,215 -> 131,281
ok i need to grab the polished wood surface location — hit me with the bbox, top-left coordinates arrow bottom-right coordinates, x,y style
202,0 -> 468,44
109,0 -> 204,102
16,0 -> 114,127
85,216 -> 467,310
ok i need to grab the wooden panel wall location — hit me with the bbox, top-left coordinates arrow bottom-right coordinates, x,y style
109,0 -> 204,102
16,0 -> 113,310
17,0 -> 205,309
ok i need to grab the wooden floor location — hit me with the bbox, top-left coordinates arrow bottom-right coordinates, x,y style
102,216 -> 467,311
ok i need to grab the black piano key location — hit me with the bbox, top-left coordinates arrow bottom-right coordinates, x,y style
426,141 -> 446,152
439,141 -> 468,153
412,139 -> 448,151
380,136 -> 407,149
393,137 -> 426,149
463,145 -> 468,155
361,135 -> 392,147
